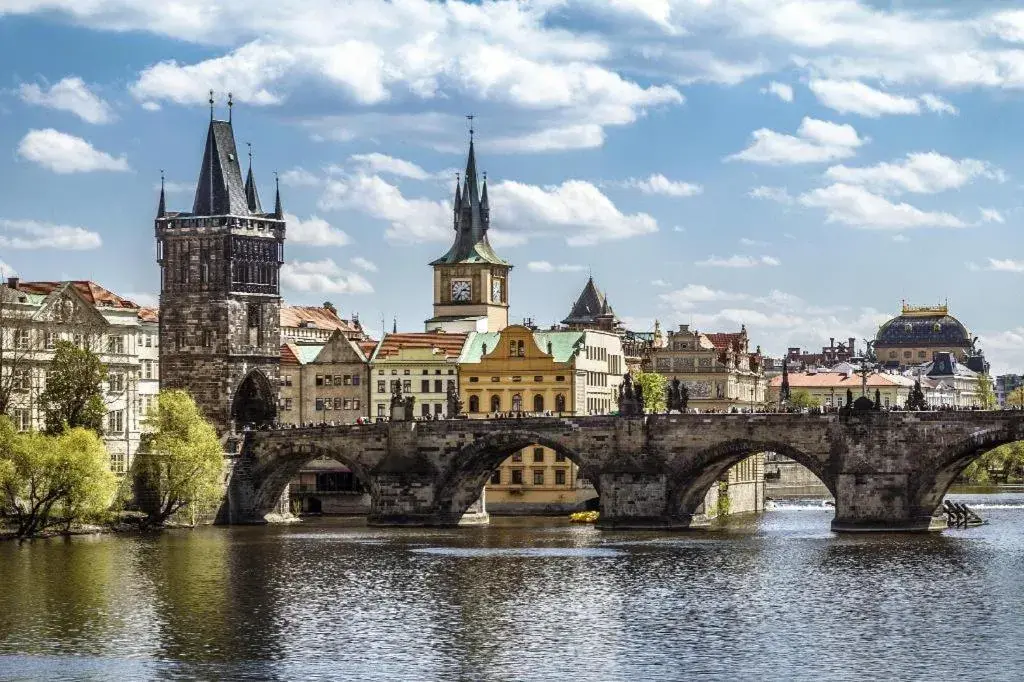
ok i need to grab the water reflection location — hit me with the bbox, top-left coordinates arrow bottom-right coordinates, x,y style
2,497 -> 1024,679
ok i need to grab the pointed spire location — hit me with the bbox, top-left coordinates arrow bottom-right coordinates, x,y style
209,90 -> 214,120
244,142 -> 262,213
157,170 -> 167,218
273,173 -> 283,220
193,113 -> 250,216
392,317 -> 397,334
228,92 -> 233,122
481,171 -> 489,208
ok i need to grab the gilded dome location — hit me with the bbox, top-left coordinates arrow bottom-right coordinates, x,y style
875,305 -> 971,348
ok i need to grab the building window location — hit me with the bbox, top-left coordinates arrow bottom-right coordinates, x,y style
107,335 -> 125,354
490,470 -> 501,485
434,403 -> 443,415
352,375 -> 360,386
353,399 -> 361,411
402,380 -> 411,393
14,329 -> 30,350
377,404 -> 385,417
511,469 -> 523,485
391,380 -> 400,393
512,451 -> 522,462
490,395 -> 501,412
316,375 -> 324,386
338,398 -> 347,410
434,380 -> 442,393
107,410 -> 124,433
555,375 -> 565,382
43,332 -> 55,349
533,470 -> 544,485
491,376 -> 500,383
109,373 -> 125,392
377,380 -> 386,393
904,351 -> 912,359
324,399 -> 333,411
555,469 -> 566,486
282,374 -> 292,387
284,398 -> 293,411
421,403 -> 430,417
468,395 -> 480,413
145,334 -> 152,348
14,409 -> 30,432
343,375 -> 351,386
315,398 -> 324,411
13,369 -> 30,391
555,394 -> 566,412
533,447 -> 544,463
512,393 -> 522,412
404,369 -> 410,375
533,394 -> 544,412
422,369 -> 429,375
448,369 -> 455,375
422,380 -> 430,393
534,376 -> 543,382
447,379 -> 455,391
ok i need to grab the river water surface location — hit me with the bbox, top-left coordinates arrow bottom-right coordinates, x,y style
2,493 -> 1024,681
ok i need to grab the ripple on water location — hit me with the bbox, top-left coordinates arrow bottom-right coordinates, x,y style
410,546 -> 623,558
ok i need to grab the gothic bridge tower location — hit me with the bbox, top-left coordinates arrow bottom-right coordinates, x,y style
156,104 -> 285,435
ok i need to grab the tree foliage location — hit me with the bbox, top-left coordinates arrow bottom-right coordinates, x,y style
788,390 -> 821,409
136,390 -> 224,525
976,374 -> 997,409
1008,387 -> 1024,410
40,341 -> 107,435
961,441 -> 1024,484
0,416 -> 116,537
634,371 -> 667,414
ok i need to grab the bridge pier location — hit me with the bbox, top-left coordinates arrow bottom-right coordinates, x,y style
830,473 -> 944,533
593,471 -> 696,530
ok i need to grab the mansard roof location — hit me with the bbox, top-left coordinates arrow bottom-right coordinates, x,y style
192,119 -> 251,217
562,277 -> 615,326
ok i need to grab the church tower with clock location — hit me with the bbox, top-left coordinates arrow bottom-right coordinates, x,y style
425,130 -> 511,334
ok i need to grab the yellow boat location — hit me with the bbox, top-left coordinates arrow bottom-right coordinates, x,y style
569,511 -> 599,524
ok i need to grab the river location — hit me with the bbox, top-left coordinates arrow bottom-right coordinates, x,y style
2,493 -> 1024,681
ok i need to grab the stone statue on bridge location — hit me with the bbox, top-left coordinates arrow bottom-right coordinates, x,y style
618,373 -> 644,417
667,378 -> 689,413
390,380 -> 404,409
446,384 -> 463,418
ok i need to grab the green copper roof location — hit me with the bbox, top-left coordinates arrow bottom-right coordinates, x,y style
294,344 -> 325,364
459,330 -> 583,364
430,239 -> 509,266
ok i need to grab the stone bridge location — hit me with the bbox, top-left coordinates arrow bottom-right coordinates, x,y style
226,411 -> 1024,532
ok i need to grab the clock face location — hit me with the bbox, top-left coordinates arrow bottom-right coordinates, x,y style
491,278 -> 503,303
451,280 -> 471,302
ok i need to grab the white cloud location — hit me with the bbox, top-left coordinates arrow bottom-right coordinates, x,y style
280,258 -> 373,294
920,94 -> 958,115
824,153 -> 1003,196
493,179 -> 658,246
0,260 -> 16,278
154,180 -> 193,194
695,254 -> 780,268
490,124 -> 607,153
739,237 -> 770,247
727,117 -> 865,165
981,208 -> 1005,224
798,183 -> 965,230
18,77 -> 114,124
672,225 -> 686,233
658,284 -> 749,310
748,186 -> 794,204
808,79 -> 920,117
526,261 -> 586,273
279,167 -> 320,187
17,129 -> 129,174
284,213 -> 350,246
892,234 -> 909,243
620,173 -> 702,197
986,258 -> 1024,273
0,219 -> 102,250
349,153 -> 431,180
761,81 -> 793,102
350,256 -> 378,272
319,173 -> 450,243
651,278 -> 670,287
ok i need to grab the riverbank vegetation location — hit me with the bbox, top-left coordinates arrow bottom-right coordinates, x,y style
961,441 -> 1024,484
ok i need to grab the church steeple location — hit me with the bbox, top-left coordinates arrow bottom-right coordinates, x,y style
157,170 -> 166,218
273,174 -> 283,220
192,112 -> 250,217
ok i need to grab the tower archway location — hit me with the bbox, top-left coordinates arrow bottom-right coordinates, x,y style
232,369 -> 276,428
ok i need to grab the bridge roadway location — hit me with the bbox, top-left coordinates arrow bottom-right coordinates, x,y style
226,411 -> 1024,532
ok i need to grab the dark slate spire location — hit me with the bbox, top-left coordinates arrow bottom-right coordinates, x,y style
157,170 -> 166,218
273,173 -> 283,220
429,125 -> 507,267
563,276 -> 617,327
192,114 -> 251,217
244,143 -> 262,214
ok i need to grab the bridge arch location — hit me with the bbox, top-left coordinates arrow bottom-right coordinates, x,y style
914,425 -> 1024,518
246,439 -> 376,520
434,430 -> 596,518
668,438 -> 835,517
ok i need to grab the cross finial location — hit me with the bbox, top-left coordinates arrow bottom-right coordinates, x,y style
246,141 -> 252,164
209,90 -> 214,119
228,92 -> 233,122
466,113 -> 474,141
160,168 -> 165,187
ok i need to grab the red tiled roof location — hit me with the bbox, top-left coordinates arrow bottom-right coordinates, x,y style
138,307 -> 159,323
19,281 -> 139,309
281,344 -> 301,367
374,332 -> 468,360
358,340 -> 379,358
706,332 -> 743,350
280,305 -> 358,333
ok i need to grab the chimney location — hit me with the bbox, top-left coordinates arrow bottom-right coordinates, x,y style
830,337 -> 835,349
6,277 -> 19,289
849,338 -> 856,354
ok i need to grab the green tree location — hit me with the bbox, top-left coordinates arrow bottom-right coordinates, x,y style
39,341 -> 107,435
976,374 -> 997,409
633,372 -> 667,413
1008,386 -> 1024,410
788,390 -> 821,409
0,416 -> 116,537
136,390 -> 224,525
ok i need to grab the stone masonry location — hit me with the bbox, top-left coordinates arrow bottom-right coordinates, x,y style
231,411 -> 1024,532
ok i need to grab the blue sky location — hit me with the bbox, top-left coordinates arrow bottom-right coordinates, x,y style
3,0 -> 1024,372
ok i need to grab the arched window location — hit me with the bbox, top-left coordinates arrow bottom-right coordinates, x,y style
469,395 -> 480,413
533,394 -> 544,413
516,340 -> 526,357
512,393 -> 523,412
555,394 -> 566,413
490,394 -> 501,413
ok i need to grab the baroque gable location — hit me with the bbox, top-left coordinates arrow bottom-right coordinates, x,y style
33,285 -> 109,328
